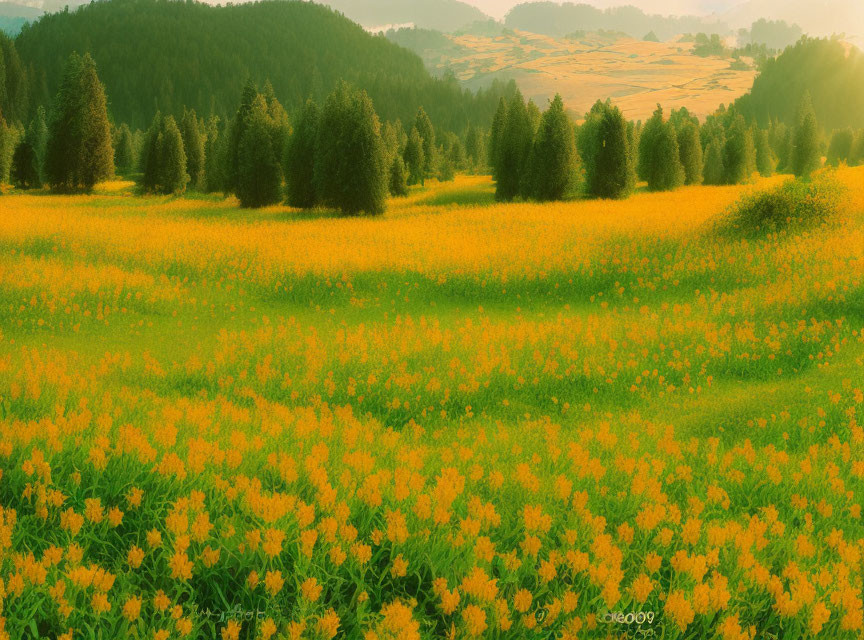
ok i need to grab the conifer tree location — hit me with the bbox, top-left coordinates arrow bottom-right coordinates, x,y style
113,123 -> 135,176
226,79 -> 258,192
754,128 -> 776,176
639,105 -> 684,191
140,112 -> 163,192
791,91 -> 820,179
29,107 -> 48,183
0,115 -> 16,185
722,114 -> 755,185
677,120 -> 703,185
263,80 -> 291,166
851,131 -> 864,167
403,127 -> 425,187
159,115 -> 189,194
181,108 -> 205,189
11,137 -> 39,189
826,128 -> 854,167
414,106 -> 436,179
285,98 -> 319,209
496,90 -> 532,202
464,123 -> 484,173
488,98 -> 507,180
389,154 -> 409,197
45,52 -> 113,192
586,102 -> 634,199
637,105 -> 663,182
315,81 -> 352,208
236,94 -> 283,208
527,94 -> 577,201
204,116 -> 226,193
702,136 -> 725,185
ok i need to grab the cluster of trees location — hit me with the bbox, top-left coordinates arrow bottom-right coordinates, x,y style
485,87 -> 829,204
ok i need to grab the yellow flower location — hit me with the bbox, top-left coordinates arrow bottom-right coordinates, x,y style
84,498 -> 104,524
318,609 -> 340,638
264,570 -> 284,596
259,618 -> 277,640
631,574 -> 653,603
301,577 -> 322,602
514,589 -> 533,613
123,596 -> 142,622
463,604 -> 487,636
91,592 -> 111,615
127,545 -> 145,569
147,528 -> 163,549
221,620 -> 240,640
391,554 -> 408,578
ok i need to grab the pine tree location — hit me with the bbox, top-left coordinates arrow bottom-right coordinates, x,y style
226,79 -> 258,192
587,102 -> 635,199
314,83 -> 388,215
159,115 -> 189,194
181,108 -> 205,189
702,136 -> 725,185
722,114 -> 755,185
826,128 -> 854,167
754,128 -> 776,177
638,105 -> 664,182
677,120 -> 703,185
403,127 -> 425,186
285,98 -> 319,209
45,52 -> 114,192
315,81 -> 352,209
340,89 -> 388,214
639,105 -> 685,191
11,138 -> 39,189
263,80 -> 291,167
204,116 -> 226,193
113,123 -> 135,176
770,121 -> 790,172
414,106 -> 436,179
236,94 -> 283,208
389,154 -> 409,197
527,94 -> 578,201
464,123 -> 484,173
851,131 -> 864,167
29,107 -> 48,183
791,91 -> 820,179
0,115 -> 16,185
140,112 -> 163,193
496,90 -> 532,202
488,98 -> 507,180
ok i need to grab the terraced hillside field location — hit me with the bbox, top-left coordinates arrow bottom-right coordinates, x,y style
1,169 -> 864,639
413,30 -> 756,121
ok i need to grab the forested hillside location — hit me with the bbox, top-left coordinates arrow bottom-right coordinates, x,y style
0,30 -> 28,120
734,37 -> 864,129
14,0 -> 512,131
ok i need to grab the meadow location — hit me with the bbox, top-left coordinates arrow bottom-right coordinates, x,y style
1,169 -> 864,639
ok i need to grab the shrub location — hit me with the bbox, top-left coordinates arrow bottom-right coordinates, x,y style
721,172 -> 846,236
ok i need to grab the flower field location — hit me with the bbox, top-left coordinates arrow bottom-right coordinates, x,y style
1,170 -> 864,639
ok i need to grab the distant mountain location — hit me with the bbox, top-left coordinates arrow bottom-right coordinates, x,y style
504,2 -> 730,40
722,0 -> 864,40
321,0 -> 490,32
0,1 -> 40,35
14,0 -> 513,130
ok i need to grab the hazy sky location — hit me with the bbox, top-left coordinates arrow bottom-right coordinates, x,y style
462,0 -> 742,19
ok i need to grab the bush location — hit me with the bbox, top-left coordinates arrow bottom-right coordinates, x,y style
721,172 -> 846,236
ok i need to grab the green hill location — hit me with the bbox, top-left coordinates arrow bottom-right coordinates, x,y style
734,37 -> 864,129
15,0 -> 512,131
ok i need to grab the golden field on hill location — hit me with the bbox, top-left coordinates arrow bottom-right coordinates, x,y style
421,31 -> 755,121
1,169 -> 864,639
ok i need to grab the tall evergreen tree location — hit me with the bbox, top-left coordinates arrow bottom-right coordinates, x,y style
488,97 -> 507,180
0,115 -> 17,185
29,106 -> 48,183
204,116 -> 226,193
527,94 -> 578,201
826,128 -> 854,167
495,90 -> 532,202
315,83 -> 388,215
722,114 -> 755,185
159,115 -> 189,194
403,126 -> 425,187
586,102 -> 635,199
754,128 -> 776,177
702,136 -> 725,186
637,105 -> 663,182
11,137 -> 39,189
181,108 -> 205,189
677,120 -> 703,185
113,123 -> 135,176
414,106 -> 436,179
639,105 -> 684,191
236,94 -> 283,208
263,80 -> 291,166
45,52 -> 113,192
140,112 -> 163,192
285,98 -> 319,209
389,154 -> 409,197
464,123 -> 484,173
791,91 -> 821,179
226,79 -> 258,192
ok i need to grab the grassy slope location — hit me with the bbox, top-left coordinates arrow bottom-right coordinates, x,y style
1,171 -> 863,638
